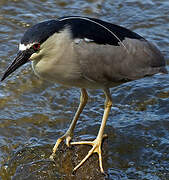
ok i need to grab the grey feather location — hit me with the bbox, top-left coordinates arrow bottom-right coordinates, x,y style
31,29 -> 167,89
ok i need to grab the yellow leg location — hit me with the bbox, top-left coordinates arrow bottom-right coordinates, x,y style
50,88 -> 88,160
71,88 -> 112,174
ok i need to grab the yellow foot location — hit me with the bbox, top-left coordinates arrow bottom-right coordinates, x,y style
70,134 -> 107,174
49,132 -> 72,160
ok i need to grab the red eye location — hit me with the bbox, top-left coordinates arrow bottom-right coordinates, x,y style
33,43 -> 40,51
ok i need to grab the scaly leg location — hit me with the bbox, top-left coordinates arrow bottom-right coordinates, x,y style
50,88 -> 88,160
71,88 -> 112,174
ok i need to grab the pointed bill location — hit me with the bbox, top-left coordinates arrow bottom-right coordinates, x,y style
1,50 -> 31,81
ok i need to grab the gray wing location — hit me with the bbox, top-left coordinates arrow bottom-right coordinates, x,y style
58,16 -> 167,88
74,38 -> 167,88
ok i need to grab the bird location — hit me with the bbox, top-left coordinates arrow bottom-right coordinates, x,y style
1,16 -> 167,174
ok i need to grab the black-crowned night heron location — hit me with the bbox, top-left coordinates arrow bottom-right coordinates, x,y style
1,16 -> 167,174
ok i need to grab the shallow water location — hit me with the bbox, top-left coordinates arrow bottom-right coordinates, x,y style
0,0 -> 169,179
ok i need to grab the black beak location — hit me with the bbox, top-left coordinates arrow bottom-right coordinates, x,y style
1,50 -> 31,81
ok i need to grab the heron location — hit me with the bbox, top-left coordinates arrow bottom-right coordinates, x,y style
1,16 -> 167,174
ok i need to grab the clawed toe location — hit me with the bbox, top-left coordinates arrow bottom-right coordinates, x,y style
50,133 -> 72,160
71,136 -> 107,174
